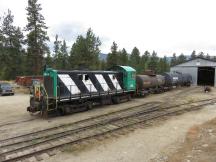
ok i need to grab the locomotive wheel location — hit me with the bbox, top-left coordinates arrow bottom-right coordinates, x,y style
41,110 -> 48,118
57,107 -> 65,116
127,94 -> 131,101
112,96 -> 120,104
86,101 -> 93,110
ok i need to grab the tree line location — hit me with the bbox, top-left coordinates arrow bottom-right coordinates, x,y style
0,0 -> 215,80
170,51 -> 216,67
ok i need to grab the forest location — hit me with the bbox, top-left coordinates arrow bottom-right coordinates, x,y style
0,0 -> 214,80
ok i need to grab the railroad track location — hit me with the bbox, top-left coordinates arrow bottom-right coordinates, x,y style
0,87 -> 199,129
0,98 -> 215,162
0,118 -> 37,128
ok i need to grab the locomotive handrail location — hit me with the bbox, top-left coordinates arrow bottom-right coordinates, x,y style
40,84 -> 49,112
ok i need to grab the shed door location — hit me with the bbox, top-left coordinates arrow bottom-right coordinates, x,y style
197,67 -> 215,86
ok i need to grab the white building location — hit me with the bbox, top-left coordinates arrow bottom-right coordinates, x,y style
170,57 -> 216,86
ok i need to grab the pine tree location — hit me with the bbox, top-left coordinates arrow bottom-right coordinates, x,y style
25,0 -> 49,75
106,41 -> 119,68
118,48 -> 128,65
69,28 -> 101,70
45,51 -> 52,67
0,10 -> 25,79
53,34 -> 62,69
206,53 -> 210,59
148,51 -> 159,73
99,60 -> 106,70
0,17 -> 3,79
60,40 -> 68,69
158,56 -> 170,74
139,50 -> 150,73
198,52 -> 204,58
163,56 -> 170,72
191,50 -> 196,59
170,53 -> 177,66
177,53 -> 187,64
129,47 -> 140,73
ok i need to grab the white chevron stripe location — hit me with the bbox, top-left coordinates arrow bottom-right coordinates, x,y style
95,74 -> 109,91
58,74 -> 80,94
108,74 -> 122,90
81,74 -> 97,92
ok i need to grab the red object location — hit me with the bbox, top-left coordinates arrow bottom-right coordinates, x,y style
15,76 -> 43,87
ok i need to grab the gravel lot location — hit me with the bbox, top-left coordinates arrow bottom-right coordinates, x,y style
0,86 -> 216,162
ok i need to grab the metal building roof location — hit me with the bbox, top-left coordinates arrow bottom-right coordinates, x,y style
172,57 -> 216,67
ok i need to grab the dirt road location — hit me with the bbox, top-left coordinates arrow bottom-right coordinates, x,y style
0,86 -> 216,162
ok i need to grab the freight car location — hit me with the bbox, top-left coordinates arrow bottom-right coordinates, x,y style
27,66 -> 136,116
136,72 -> 192,96
163,71 -> 192,87
176,72 -> 192,86
136,74 -> 165,96
16,76 -> 43,87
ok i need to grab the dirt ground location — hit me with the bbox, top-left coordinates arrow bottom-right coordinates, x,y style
0,86 -> 216,162
165,113 -> 216,162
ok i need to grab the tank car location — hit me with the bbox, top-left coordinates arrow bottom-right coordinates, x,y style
136,74 -> 165,96
27,66 -> 136,116
163,72 -> 192,87
163,72 -> 182,87
177,72 -> 192,86
182,74 -> 192,86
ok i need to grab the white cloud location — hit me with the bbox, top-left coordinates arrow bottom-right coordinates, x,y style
0,0 -> 216,56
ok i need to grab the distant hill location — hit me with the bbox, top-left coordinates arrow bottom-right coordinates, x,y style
166,55 -> 191,63
99,53 -> 107,61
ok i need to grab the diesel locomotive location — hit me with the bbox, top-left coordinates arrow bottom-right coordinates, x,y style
27,65 -> 192,116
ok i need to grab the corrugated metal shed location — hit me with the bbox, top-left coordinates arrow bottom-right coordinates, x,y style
170,57 -> 216,86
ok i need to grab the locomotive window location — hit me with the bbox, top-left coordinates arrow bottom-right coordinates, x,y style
78,75 -> 83,80
85,75 -> 89,80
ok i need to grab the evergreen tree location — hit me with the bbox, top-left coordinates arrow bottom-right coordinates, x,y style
198,52 -> 204,58
148,51 -> 159,73
0,17 -> 3,78
60,40 -> 68,69
129,47 -> 140,73
45,51 -> 52,67
106,41 -> 119,68
99,60 -> 106,70
69,28 -> 101,69
139,50 -> 150,72
158,56 -> 170,74
163,56 -> 170,72
170,53 -> 177,66
53,34 -> 62,69
0,10 -> 25,79
206,53 -> 210,59
177,53 -> 187,64
191,50 -> 196,59
118,48 -> 128,65
25,0 -> 49,75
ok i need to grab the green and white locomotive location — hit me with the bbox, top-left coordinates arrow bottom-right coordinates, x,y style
27,65 -> 136,116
